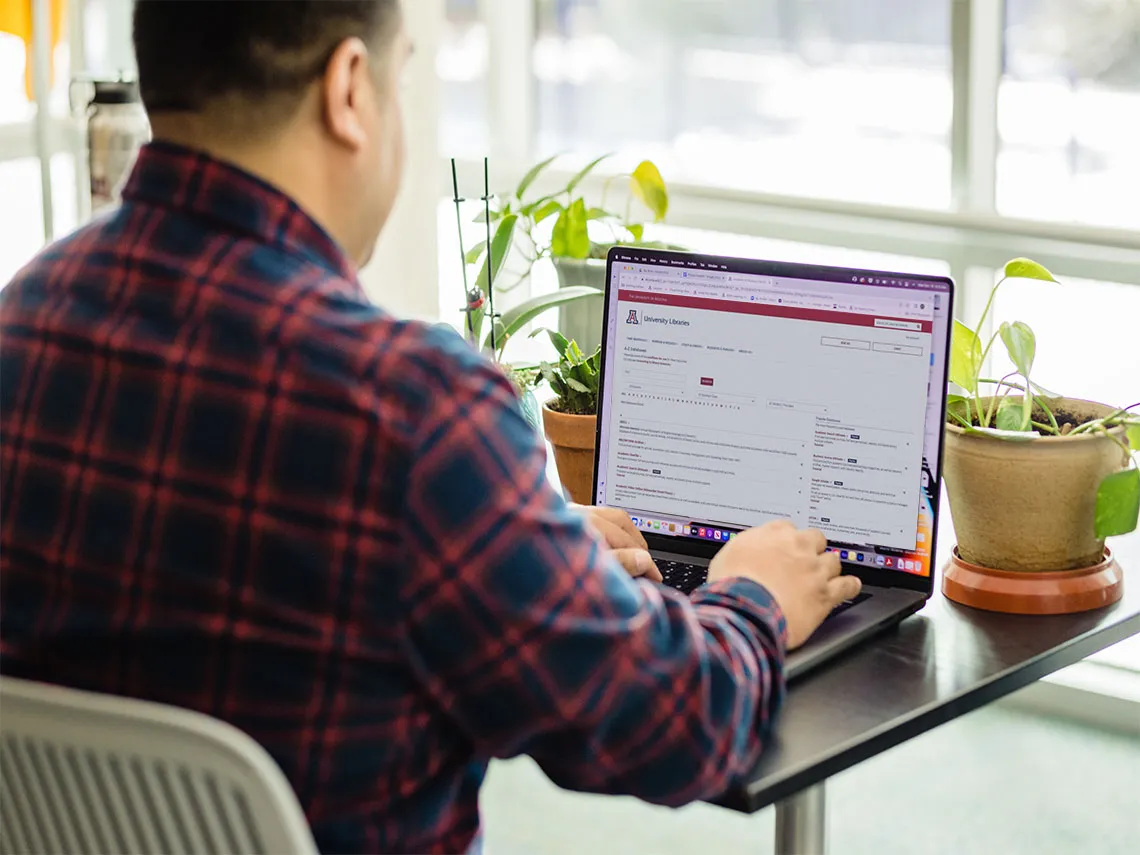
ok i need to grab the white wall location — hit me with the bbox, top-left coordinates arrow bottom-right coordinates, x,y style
359,0 -> 444,322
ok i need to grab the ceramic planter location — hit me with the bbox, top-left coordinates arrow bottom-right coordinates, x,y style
553,257 -> 606,355
541,404 -> 597,504
943,397 -> 1129,573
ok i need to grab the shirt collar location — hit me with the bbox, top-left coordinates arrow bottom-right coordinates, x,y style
121,141 -> 360,284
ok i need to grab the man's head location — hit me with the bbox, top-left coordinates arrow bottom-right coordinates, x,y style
133,0 -> 410,267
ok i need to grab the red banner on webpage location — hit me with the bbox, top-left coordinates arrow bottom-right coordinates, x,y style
617,289 -> 933,333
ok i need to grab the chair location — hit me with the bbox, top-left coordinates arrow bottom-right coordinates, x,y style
0,677 -> 318,855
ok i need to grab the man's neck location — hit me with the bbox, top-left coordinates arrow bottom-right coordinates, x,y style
149,118 -> 356,264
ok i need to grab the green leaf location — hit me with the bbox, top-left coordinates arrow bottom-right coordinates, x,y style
551,199 -> 591,259
947,409 -> 975,429
996,399 -> 1026,432
946,394 -> 970,425
472,214 -> 518,297
486,287 -> 604,351
586,207 -> 613,221
532,199 -> 563,224
516,154 -> 559,200
1003,258 -> 1057,283
626,224 -> 645,242
464,240 -> 487,265
1128,423 -> 1140,454
950,319 -> 983,393
471,205 -> 506,225
998,321 -> 1036,377
566,377 -> 591,394
1095,468 -> 1140,538
565,154 -> 611,196
1030,379 -> 1062,399
630,160 -> 669,222
530,326 -> 572,357
488,214 -> 518,274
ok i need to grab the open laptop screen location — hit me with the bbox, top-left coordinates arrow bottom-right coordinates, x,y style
594,249 -> 953,579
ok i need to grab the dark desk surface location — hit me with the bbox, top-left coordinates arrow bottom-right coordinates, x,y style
722,528 -> 1140,814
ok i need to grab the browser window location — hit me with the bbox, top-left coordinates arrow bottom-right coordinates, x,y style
596,253 -> 952,578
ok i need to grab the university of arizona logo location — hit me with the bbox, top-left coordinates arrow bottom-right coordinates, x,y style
626,310 -> 640,325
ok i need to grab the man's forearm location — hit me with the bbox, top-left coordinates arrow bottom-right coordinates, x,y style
525,577 -> 787,807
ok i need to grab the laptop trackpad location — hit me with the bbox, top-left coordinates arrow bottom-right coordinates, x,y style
784,586 -> 926,681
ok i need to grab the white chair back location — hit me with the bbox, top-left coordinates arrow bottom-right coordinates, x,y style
0,677 -> 318,855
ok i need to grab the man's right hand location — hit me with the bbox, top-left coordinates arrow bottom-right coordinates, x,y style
706,520 -> 861,650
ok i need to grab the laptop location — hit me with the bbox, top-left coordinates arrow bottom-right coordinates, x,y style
592,247 -> 954,680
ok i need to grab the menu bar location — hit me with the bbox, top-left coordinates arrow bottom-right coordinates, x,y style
610,250 -> 952,293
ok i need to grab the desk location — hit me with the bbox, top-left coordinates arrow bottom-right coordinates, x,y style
719,530 -> 1140,855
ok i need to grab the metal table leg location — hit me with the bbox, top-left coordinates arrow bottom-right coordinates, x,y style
775,783 -> 827,855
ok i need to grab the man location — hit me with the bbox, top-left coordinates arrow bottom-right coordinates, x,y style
0,2 -> 859,852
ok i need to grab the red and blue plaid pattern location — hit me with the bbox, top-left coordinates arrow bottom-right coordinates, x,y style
1,143 -> 787,854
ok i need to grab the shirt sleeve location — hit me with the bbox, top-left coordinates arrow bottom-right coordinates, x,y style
394,326 -> 787,806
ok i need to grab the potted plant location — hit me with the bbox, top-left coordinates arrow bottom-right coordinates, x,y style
451,159 -> 605,431
534,329 -> 601,504
942,258 -> 1139,614
467,154 -> 677,355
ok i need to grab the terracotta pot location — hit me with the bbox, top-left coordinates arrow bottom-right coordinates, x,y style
542,404 -> 597,504
944,397 -> 1129,573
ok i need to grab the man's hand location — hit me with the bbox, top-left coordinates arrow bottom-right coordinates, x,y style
707,520 -> 861,650
573,505 -> 663,583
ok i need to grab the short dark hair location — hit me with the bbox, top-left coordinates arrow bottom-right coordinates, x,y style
133,0 -> 401,121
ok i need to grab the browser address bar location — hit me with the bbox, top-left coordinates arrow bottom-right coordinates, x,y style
626,276 -> 888,311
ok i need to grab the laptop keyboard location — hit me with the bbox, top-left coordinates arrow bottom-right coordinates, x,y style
658,560 -> 709,595
658,560 -> 872,618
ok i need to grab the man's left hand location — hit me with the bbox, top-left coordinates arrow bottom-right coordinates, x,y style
573,504 -> 663,583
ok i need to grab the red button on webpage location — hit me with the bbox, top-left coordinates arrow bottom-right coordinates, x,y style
700,377 -> 714,386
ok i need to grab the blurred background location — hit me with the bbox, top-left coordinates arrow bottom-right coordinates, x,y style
1,3 -> 1138,849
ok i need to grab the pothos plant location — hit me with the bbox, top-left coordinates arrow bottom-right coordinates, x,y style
947,257 -> 1140,538
533,328 -> 601,416
462,154 -> 674,360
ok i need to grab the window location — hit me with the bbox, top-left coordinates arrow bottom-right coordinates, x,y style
534,0 -> 953,207
440,0 -> 489,155
649,227 -> 952,277
991,273 -> 1140,411
998,0 -> 1140,229
0,159 -> 46,283
0,155 -> 76,284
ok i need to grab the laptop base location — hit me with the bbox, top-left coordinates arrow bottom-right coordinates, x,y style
651,550 -> 926,682
784,585 -> 926,681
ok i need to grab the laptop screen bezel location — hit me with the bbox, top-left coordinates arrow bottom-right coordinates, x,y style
590,246 -> 954,595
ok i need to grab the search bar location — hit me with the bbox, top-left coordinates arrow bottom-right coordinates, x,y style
874,319 -> 924,331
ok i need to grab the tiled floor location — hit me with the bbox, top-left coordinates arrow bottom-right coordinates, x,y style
481,704 -> 1140,854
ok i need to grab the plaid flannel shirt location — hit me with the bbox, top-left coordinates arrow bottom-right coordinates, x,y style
0,142 -> 787,854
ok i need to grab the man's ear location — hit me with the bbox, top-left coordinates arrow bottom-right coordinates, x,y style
321,36 -> 371,150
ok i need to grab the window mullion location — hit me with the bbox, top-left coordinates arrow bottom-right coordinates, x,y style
70,0 -> 90,224
951,0 -> 1003,216
31,0 -> 55,242
479,0 -> 535,164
